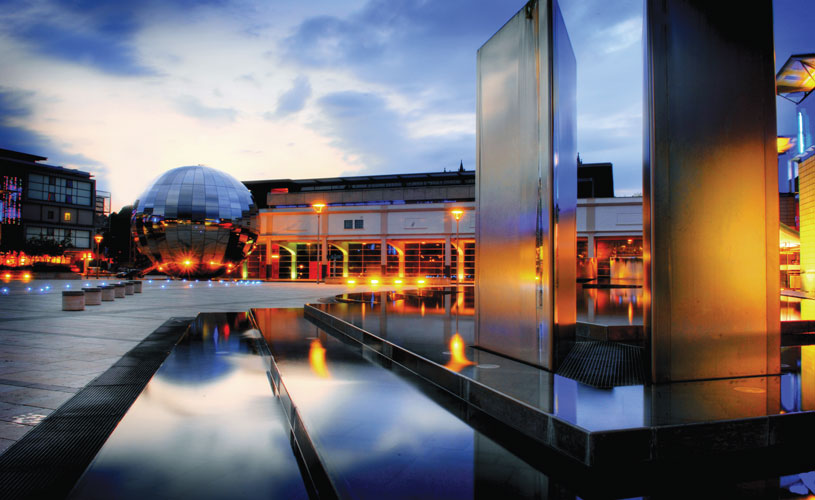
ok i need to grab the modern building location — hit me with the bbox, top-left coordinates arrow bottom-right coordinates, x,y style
243,170 -> 475,283
0,148 -> 98,269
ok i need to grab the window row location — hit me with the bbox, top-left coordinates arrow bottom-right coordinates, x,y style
26,226 -> 90,249
28,174 -> 92,206
343,219 -> 364,229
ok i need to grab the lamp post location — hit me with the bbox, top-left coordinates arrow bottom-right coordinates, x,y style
451,209 -> 463,283
94,234 -> 103,279
312,203 -> 326,284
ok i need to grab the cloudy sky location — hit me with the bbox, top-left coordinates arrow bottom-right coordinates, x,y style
0,0 -> 811,210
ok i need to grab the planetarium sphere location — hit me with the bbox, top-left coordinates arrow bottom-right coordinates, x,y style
131,165 -> 257,278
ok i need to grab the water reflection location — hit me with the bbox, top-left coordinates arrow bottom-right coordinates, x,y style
321,288 -> 815,432
309,338 -> 330,378
69,312 -> 309,500
444,333 -> 474,372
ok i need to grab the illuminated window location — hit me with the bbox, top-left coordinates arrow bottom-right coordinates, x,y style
63,212 -> 71,221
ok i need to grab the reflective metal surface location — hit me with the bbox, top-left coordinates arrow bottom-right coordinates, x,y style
69,313 -> 309,500
643,0 -> 779,382
132,166 -> 257,278
476,0 -> 576,370
552,0 -> 577,361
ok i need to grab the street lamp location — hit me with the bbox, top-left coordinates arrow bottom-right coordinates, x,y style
451,209 -> 464,283
312,203 -> 326,284
93,234 -> 104,279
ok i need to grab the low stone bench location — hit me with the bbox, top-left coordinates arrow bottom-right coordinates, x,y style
131,281 -> 143,293
113,283 -> 126,298
123,282 -> 135,295
83,287 -> 102,306
100,285 -> 115,301
62,291 -> 85,311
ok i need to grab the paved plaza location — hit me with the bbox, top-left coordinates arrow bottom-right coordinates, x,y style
0,279 -> 368,454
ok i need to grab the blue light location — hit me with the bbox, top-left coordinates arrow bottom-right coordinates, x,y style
148,280 -> 153,284
45,285 -> 50,290
66,284 -> 71,288
1,288 -> 8,294
800,112 -> 805,155
25,287 -> 31,292
161,285 -> 166,289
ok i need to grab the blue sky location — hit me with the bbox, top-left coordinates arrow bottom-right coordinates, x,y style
0,0 -> 811,209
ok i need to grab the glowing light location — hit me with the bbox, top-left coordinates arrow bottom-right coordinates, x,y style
778,136 -> 795,154
183,260 -> 192,267
347,279 -> 356,284
370,279 -> 379,285
3,273 -> 10,279
312,202 -> 326,214
451,209 -> 464,221
417,279 -> 425,285
394,279 -> 403,284
444,333 -> 475,372
308,339 -> 330,378
22,273 -> 30,280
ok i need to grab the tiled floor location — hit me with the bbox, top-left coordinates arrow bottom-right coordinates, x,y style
0,278 -> 368,453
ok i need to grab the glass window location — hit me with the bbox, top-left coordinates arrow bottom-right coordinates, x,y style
354,219 -> 364,229
344,220 -> 353,229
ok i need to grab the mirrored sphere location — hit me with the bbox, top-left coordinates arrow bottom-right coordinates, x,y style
131,166 -> 257,278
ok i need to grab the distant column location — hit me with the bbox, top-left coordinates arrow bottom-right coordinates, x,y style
380,237 -> 388,276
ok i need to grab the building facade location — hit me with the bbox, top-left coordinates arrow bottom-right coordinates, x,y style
1,148 -> 98,269
244,171 -> 475,283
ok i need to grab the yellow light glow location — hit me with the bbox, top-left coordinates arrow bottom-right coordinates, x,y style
445,333 -> 475,372
778,136 -> 795,154
183,259 -> 192,267
394,279 -> 403,284
417,279 -> 425,285
312,202 -> 326,214
370,279 -> 379,285
308,339 -> 330,378
347,279 -> 356,284
451,209 -> 464,221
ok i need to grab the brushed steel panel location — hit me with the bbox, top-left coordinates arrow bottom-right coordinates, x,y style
643,0 -> 779,382
476,7 -> 544,367
552,0 -> 577,362
476,0 -> 576,370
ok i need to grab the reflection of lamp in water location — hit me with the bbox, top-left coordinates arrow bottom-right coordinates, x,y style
445,333 -> 474,372
309,339 -> 330,378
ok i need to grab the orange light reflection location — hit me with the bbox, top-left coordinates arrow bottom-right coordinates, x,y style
309,339 -> 330,378
444,334 -> 474,372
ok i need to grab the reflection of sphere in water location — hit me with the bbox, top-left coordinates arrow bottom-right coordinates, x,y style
131,166 -> 257,278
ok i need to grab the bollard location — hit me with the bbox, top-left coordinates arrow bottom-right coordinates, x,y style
100,285 -> 115,301
113,283 -> 126,298
132,280 -> 143,293
62,291 -> 85,311
82,287 -> 102,306
124,281 -> 134,295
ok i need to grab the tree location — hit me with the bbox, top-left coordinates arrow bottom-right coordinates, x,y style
24,236 -> 73,257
